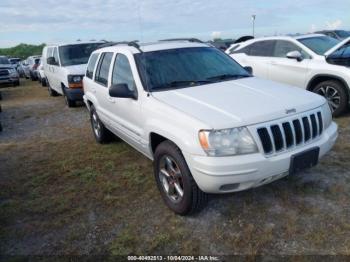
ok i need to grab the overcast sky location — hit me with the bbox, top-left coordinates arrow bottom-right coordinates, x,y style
0,0 -> 349,47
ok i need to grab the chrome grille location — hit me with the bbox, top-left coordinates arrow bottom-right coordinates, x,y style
0,69 -> 9,76
256,111 -> 323,155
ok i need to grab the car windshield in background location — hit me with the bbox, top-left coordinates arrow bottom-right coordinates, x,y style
298,36 -> 340,55
336,30 -> 350,38
59,43 -> 103,66
135,47 -> 251,91
0,57 -> 10,64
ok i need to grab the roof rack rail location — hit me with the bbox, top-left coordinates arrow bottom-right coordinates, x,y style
159,38 -> 204,43
98,41 -> 142,52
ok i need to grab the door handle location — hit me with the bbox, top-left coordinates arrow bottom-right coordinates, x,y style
270,61 -> 278,65
91,87 -> 96,93
108,97 -> 115,103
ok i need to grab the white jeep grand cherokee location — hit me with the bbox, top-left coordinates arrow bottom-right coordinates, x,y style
83,40 -> 338,215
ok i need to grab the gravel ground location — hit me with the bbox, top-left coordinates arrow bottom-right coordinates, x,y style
0,80 -> 350,256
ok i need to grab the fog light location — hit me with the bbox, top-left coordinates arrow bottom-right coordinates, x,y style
219,183 -> 240,191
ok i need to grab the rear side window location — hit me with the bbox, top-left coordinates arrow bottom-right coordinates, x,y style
95,52 -> 113,87
86,53 -> 99,79
248,41 -> 275,57
112,54 -> 136,91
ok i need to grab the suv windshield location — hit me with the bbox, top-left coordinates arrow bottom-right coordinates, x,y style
59,43 -> 103,66
298,36 -> 340,55
135,47 -> 251,91
336,30 -> 350,38
0,57 -> 10,64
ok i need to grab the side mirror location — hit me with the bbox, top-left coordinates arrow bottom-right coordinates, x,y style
109,83 -> 137,100
244,66 -> 253,75
286,51 -> 303,62
47,57 -> 56,65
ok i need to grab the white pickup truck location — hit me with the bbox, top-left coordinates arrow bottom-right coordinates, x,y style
83,40 -> 338,215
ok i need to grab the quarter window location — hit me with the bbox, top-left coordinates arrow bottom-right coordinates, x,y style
112,54 -> 136,91
86,53 -> 99,79
95,52 -> 113,87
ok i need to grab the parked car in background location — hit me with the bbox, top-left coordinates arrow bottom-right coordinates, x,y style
83,40 -> 338,215
25,56 -> 41,80
315,30 -> 350,40
37,59 -> 47,86
42,41 -> 105,107
9,58 -> 21,69
18,60 -> 30,78
230,34 -> 350,116
0,56 -> 20,86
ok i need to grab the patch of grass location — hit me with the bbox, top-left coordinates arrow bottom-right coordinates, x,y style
70,167 -> 101,182
110,226 -> 137,255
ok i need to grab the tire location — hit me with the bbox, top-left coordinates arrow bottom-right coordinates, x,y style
64,93 -> 76,108
41,78 -> 47,87
153,140 -> 207,215
89,105 -> 113,143
0,92 -> 2,100
47,82 -> 58,97
313,80 -> 348,117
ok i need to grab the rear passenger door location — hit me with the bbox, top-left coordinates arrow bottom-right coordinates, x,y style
105,52 -> 142,146
268,40 -> 310,88
92,52 -> 114,125
233,40 -> 275,79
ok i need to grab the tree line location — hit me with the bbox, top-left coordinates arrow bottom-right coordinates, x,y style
0,43 -> 45,60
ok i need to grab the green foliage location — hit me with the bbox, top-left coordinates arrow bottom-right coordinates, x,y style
0,43 -> 45,59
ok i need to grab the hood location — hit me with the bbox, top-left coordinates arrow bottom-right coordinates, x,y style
64,64 -> 87,75
151,77 -> 325,129
325,37 -> 350,56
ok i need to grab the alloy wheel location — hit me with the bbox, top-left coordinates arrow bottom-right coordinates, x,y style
158,155 -> 184,203
316,85 -> 341,113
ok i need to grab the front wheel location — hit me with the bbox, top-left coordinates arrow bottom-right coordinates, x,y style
154,141 -> 207,215
313,80 -> 348,117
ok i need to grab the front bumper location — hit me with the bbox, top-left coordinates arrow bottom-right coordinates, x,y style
64,87 -> 84,101
184,122 -> 338,194
0,76 -> 19,84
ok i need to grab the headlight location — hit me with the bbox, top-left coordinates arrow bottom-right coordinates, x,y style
199,127 -> 258,156
322,103 -> 332,129
68,75 -> 83,83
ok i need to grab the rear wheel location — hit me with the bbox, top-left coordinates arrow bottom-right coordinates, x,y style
313,80 -> 348,117
89,105 -> 113,143
154,140 -> 207,215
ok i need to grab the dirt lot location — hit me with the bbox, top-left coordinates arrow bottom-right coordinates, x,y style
0,79 -> 350,256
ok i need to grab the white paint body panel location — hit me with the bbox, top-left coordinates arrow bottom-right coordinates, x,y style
83,42 -> 338,194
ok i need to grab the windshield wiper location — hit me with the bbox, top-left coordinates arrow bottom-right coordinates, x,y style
152,80 -> 213,91
206,74 -> 250,81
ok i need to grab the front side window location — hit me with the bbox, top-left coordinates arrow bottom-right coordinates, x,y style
298,36 -> 340,55
95,52 -> 113,87
53,48 -> 59,66
86,53 -> 99,79
273,40 -> 310,59
112,54 -> 136,91
135,47 -> 251,91
59,43 -> 103,67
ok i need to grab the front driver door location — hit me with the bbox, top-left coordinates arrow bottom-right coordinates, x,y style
105,52 -> 142,147
268,40 -> 310,88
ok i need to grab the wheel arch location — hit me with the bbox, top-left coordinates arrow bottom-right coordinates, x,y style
307,74 -> 349,94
